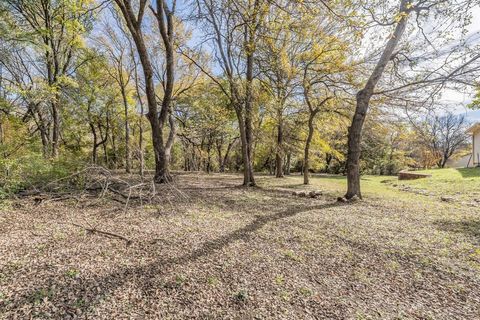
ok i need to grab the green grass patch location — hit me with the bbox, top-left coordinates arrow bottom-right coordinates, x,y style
398,168 -> 480,200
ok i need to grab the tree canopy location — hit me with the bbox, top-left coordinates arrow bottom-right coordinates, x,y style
1,0 -> 479,198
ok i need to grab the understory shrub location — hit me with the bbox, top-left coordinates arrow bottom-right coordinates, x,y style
0,153 -> 85,198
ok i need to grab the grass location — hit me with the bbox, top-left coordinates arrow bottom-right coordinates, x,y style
387,167 -> 480,202
1,171 -> 480,319
261,167 -> 480,202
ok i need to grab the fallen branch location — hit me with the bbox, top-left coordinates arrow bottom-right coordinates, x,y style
72,223 -> 132,246
108,186 -> 141,200
14,165 -> 181,212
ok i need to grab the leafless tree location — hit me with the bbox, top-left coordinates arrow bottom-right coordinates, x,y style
96,15 -> 136,173
416,112 -> 470,168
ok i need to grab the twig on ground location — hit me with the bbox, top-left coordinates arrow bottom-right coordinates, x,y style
71,223 -> 132,247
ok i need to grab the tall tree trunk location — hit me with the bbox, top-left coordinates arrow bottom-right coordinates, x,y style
244,47 -> 256,186
192,143 -> 197,171
0,115 -> 4,159
120,87 -> 131,173
103,141 -> 108,165
139,113 -> 144,178
92,143 -> 98,164
223,138 -> 236,173
275,118 -> 284,178
40,127 -> 50,159
440,155 -> 448,168
111,131 -> 118,169
51,100 -> 60,158
103,106 -> 111,166
89,123 -> 98,164
153,0 -> 176,183
216,139 -> 225,172
206,139 -> 212,173
325,153 -> 333,173
99,119 -> 108,166
30,102 -> 50,158
304,112 -> 316,185
345,0 -> 410,199
132,50 -> 145,178
285,153 -> 291,175
236,107 -> 254,186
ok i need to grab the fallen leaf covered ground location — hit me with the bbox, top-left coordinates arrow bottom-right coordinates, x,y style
1,172 -> 479,319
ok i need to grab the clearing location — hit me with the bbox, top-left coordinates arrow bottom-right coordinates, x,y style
1,169 -> 480,319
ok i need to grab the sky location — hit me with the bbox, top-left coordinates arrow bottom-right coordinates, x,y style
98,1 -> 480,122
441,6 -> 480,121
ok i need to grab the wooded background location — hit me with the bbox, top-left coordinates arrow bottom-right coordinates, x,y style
1,0 -> 479,199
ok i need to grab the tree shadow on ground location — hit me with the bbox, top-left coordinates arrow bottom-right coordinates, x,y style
311,174 -> 346,180
434,219 -> 480,243
456,167 -> 480,178
4,201 -> 346,316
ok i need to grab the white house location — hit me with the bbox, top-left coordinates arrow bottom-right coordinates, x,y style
467,123 -> 480,167
447,123 -> 480,168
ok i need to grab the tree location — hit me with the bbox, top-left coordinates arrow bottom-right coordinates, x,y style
96,16 -> 136,173
416,112 -> 470,168
72,50 -> 115,165
297,10 -> 353,184
1,0 -> 95,158
175,79 -> 237,173
344,0 -> 480,199
345,0 -> 411,199
112,0 -> 177,183
193,0 -> 270,186
256,5 -> 301,178
130,45 -> 146,177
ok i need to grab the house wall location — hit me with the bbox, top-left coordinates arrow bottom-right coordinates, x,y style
474,131 -> 480,165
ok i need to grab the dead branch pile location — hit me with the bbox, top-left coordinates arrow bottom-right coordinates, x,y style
16,166 -> 158,211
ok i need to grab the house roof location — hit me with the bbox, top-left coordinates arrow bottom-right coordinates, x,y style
467,123 -> 480,134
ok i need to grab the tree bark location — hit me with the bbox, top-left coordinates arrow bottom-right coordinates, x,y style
89,122 -> 98,164
152,0 -> 176,183
325,153 -> 333,173
120,86 -> 131,173
132,50 -> 145,178
275,118 -> 284,178
304,112 -> 316,185
206,140 -> 212,173
244,46 -> 256,186
28,102 -> 50,158
51,100 -> 60,158
39,126 -> 50,159
216,139 -> 225,172
236,107 -> 254,185
345,0 -> 410,199
138,112 -> 144,178
111,130 -> 118,169
285,153 -> 291,175
224,138 -> 236,172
